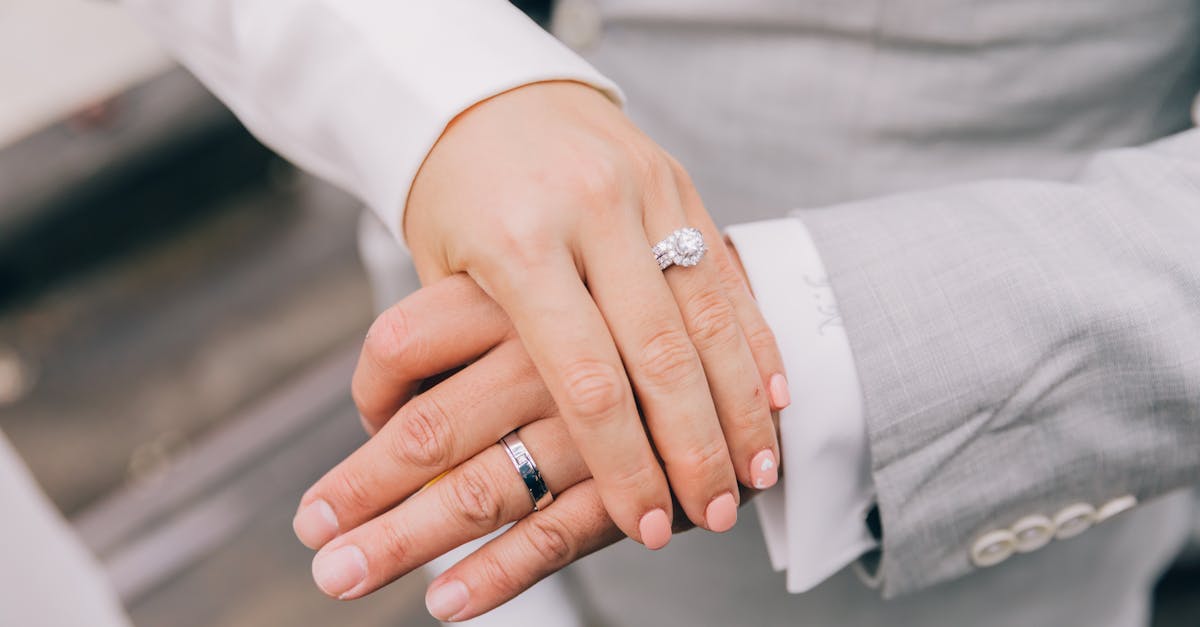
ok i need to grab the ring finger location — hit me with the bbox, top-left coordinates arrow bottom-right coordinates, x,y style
310,417 -> 589,600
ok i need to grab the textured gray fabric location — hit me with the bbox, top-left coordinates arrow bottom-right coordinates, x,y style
799,127 -> 1200,597
560,0 -> 1200,623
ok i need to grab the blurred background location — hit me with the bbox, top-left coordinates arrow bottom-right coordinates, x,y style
0,1 -> 1197,626
0,0 -> 435,624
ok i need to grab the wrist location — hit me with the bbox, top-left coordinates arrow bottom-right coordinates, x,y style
402,79 -> 628,264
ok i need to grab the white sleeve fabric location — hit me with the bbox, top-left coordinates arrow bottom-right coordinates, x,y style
120,0 -> 623,244
0,432 -> 131,627
725,217 -> 878,593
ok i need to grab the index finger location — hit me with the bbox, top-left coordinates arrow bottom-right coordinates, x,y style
297,340 -> 554,550
353,274 -> 511,434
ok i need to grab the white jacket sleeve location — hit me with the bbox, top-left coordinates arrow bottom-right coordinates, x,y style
120,0 -> 623,243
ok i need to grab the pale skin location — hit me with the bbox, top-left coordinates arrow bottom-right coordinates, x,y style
294,243 -> 777,622
393,80 -> 789,545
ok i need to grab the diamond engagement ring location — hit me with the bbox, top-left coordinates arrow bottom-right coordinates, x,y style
500,432 -> 553,512
652,227 -> 707,270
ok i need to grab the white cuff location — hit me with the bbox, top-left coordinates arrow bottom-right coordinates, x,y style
725,217 -> 877,593
123,0 -> 623,245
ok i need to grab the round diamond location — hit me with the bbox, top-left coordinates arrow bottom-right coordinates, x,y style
651,227 -> 707,270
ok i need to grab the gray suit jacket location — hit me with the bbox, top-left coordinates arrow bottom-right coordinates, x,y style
563,0 -> 1200,624
801,99 -> 1200,598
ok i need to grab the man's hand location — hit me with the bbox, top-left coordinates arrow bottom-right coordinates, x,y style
293,240 -> 775,620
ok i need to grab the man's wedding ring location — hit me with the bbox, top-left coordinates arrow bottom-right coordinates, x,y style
500,432 -> 553,512
652,227 -> 707,270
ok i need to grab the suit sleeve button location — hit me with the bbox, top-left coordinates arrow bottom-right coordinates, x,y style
1096,495 -> 1137,522
1053,503 -> 1097,540
971,529 -> 1016,567
1011,514 -> 1055,553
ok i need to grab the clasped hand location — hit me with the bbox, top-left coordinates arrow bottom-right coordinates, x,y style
296,271 -> 772,621
292,81 -> 788,621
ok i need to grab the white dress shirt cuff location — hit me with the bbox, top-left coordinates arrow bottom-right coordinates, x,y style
123,0 -> 624,245
725,217 -> 878,593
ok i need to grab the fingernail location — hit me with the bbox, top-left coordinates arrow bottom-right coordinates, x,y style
705,492 -> 738,533
293,499 -> 338,549
312,545 -> 367,599
639,508 -> 672,550
426,579 -> 469,621
769,373 -> 791,409
750,449 -> 778,490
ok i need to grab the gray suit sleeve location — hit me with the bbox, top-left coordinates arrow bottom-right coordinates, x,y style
798,124 -> 1200,598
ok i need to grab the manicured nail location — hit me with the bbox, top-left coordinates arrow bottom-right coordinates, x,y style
293,499 -> 338,549
639,508 -> 672,550
769,373 -> 791,409
312,545 -> 367,599
705,492 -> 738,533
750,449 -> 778,490
426,579 -> 469,621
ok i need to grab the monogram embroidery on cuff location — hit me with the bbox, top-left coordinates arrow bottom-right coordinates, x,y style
804,274 -> 842,335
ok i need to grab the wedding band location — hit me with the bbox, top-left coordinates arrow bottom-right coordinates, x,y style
651,227 -> 707,270
500,432 -> 553,512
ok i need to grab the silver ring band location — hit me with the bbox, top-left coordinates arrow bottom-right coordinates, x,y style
500,432 -> 553,512
651,227 -> 707,270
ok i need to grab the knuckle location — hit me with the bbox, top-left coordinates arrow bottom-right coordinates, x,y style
466,238 -> 565,300
684,288 -> 739,352
560,359 -> 626,421
637,328 -> 699,389
604,457 -> 661,495
744,322 -> 779,356
378,519 -> 414,566
567,155 -> 623,204
523,515 -> 575,565
713,253 -> 747,292
639,164 -> 677,208
364,307 -> 420,373
631,147 -> 668,183
478,549 -> 523,597
443,464 -> 504,529
667,439 -> 729,480
332,470 -> 375,514
391,396 -> 455,469
731,385 -> 771,430
478,220 -> 557,269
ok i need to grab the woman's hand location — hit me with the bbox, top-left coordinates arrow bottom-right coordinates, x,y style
395,80 -> 788,545
294,273 -> 771,621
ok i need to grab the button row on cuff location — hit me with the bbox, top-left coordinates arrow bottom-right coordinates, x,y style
1052,503 -> 1096,540
1011,514 -> 1054,553
969,495 -> 1138,568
